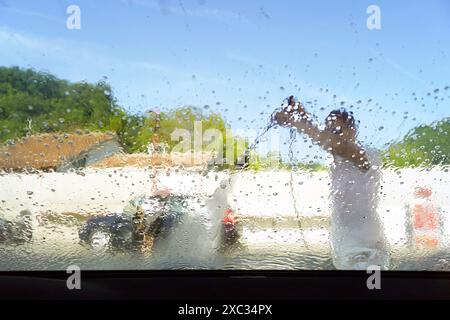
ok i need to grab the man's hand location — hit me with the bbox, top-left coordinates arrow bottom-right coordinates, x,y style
271,95 -> 307,126
271,95 -> 371,171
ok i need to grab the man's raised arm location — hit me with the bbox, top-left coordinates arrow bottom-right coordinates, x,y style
272,96 -> 371,170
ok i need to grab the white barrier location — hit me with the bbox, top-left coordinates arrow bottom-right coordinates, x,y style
0,168 -> 448,245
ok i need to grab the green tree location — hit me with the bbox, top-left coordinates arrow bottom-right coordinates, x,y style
133,106 -> 246,166
0,67 -> 123,142
383,117 -> 450,167
0,66 -> 247,167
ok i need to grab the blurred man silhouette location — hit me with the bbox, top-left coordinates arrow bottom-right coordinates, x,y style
273,96 -> 389,270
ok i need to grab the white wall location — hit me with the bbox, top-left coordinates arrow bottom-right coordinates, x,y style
0,168 -> 448,246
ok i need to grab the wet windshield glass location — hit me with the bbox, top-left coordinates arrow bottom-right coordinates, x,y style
0,0 -> 449,271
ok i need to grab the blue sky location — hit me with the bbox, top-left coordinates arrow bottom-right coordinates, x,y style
0,0 -> 449,162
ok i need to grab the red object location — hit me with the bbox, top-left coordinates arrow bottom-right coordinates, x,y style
412,187 -> 440,248
413,204 -> 439,230
415,236 -> 439,248
223,209 -> 236,225
414,187 -> 432,198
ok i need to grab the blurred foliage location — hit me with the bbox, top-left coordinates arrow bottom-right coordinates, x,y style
245,151 -> 285,171
0,66 -> 246,166
383,117 -> 450,168
0,66 -> 124,141
245,151 -> 328,172
2,66 -> 447,170
135,106 -> 248,167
